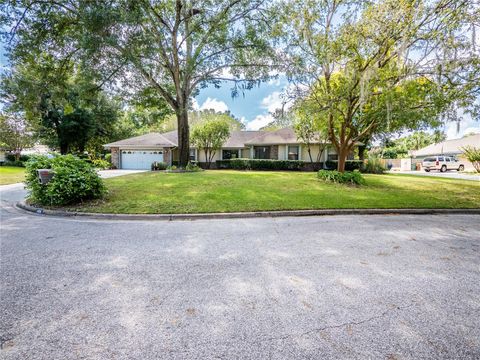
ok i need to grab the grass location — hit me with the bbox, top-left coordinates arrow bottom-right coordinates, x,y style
69,170 -> 480,214
0,166 -> 25,185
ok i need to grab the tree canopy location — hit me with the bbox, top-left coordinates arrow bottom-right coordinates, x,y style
1,0 -> 274,166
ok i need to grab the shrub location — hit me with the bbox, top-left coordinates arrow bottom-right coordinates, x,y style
185,162 -> 202,172
92,158 -> 111,169
5,154 -> 30,163
216,158 -> 306,171
462,146 -> 480,173
105,153 -> 112,163
324,160 -> 363,171
25,155 -> 106,206
151,161 -> 167,171
167,165 -> 178,171
3,160 -> 25,167
317,169 -> 365,185
361,158 -> 385,174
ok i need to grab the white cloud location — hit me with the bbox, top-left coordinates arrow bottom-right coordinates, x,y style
261,91 -> 284,113
245,114 -> 275,130
196,97 -> 229,113
445,117 -> 480,140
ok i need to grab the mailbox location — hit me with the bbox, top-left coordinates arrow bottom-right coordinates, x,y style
37,169 -> 54,185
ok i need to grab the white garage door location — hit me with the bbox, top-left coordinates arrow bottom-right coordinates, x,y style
121,150 -> 164,170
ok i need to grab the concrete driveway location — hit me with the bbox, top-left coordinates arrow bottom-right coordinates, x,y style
1,203 -> 479,359
392,170 -> 480,182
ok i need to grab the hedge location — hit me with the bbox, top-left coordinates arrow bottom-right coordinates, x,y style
216,158 -> 307,171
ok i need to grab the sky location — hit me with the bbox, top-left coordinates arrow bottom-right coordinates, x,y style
1,42 -> 479,138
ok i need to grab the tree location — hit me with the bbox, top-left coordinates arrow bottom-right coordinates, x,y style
379,131 -> 446,159
292,101 -> 328,163
0,112 -> 34,160
160,109 -> 245,133
462,146 -> 480,173
2,0 -> 274,167
276,0 -> 477,171
1,56 -> 120,154
191,117 -> 231,168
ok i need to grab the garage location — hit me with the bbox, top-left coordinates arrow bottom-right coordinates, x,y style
121,150 -> 164,170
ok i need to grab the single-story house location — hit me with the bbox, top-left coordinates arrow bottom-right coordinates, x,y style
104,127 -> 344,170
410,133 -> 480,170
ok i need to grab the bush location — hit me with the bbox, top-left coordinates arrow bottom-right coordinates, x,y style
3,160 -> 25,167
317,169 -> 365,185
25,155 -> 106,206
105,153 -> 112,163
167,165 -> 177,171
151,161 -> 167,171
324,160 -> 363,171
361,158 -> 385,174
462,146 -> 480,173
216,158 -> 305,171
185,162 -> 202,172
5,154 -> 30,163
92,158 -> 111,169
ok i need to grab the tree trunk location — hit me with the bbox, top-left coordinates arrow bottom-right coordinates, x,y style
337,146 -> 350,173
176,108 -> 190,168
307,146 -> 313,163
60,142 -> 68,155
358,145 -> 367,161
14,151 -> 20,161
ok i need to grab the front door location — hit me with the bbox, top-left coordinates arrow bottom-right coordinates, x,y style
254,146 -> 271,159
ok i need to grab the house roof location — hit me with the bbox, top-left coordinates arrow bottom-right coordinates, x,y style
223,130 -> 267,148
244,128 -> 300,145
103,127 -> 332,149
411,134 -> 480,157
104,132 -> 176,148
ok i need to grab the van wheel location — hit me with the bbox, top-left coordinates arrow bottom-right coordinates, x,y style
440,165 -> 447,172
424,169 -> 430,172
458,165 -> 464,172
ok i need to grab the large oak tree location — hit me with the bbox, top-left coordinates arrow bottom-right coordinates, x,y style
1,0 -> 274,166
275,0 -> 479,171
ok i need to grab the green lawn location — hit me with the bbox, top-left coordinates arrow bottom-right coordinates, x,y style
70,170 -> 480,214
0,166 -> 25,185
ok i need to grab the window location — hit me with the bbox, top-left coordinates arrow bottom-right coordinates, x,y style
222,149 -> 240,160
254,146 -> 271,159
446,157 -> 451,162
438,156 -> 444,161
287,146 -> 299,160
189,149 -> 196,161
327,154 -> 338,161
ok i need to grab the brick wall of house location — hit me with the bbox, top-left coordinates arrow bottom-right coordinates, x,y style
111,147 -> 120,169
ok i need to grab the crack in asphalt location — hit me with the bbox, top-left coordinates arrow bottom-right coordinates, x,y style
254,302 -> 416,344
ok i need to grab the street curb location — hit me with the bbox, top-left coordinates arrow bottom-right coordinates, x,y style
15,201 -> 480,221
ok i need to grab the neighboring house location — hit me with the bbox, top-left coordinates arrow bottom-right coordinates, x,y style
104,127 -> 343,170
410,133 -> 480,170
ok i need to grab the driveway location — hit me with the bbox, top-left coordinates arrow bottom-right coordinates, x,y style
392,170 -> 480,182
1,203 -> 479,359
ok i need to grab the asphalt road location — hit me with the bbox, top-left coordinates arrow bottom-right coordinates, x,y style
1,199 -> 479,359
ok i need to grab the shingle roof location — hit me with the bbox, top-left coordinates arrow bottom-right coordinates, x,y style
223,131 -> 267,148
244,127 -> 300,145
411,134 -> 480,157
104,127 -> 326,148
104,132 -> 176,148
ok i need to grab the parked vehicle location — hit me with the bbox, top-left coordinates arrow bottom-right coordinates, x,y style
422,156 -> 465,172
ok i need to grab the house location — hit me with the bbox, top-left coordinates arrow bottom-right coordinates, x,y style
410,133 -> 480,170
104,127 -> 342,170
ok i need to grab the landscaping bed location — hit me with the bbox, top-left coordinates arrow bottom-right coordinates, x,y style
66,170 -> 480,214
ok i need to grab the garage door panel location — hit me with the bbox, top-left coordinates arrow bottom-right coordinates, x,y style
121,150 -> 164,170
